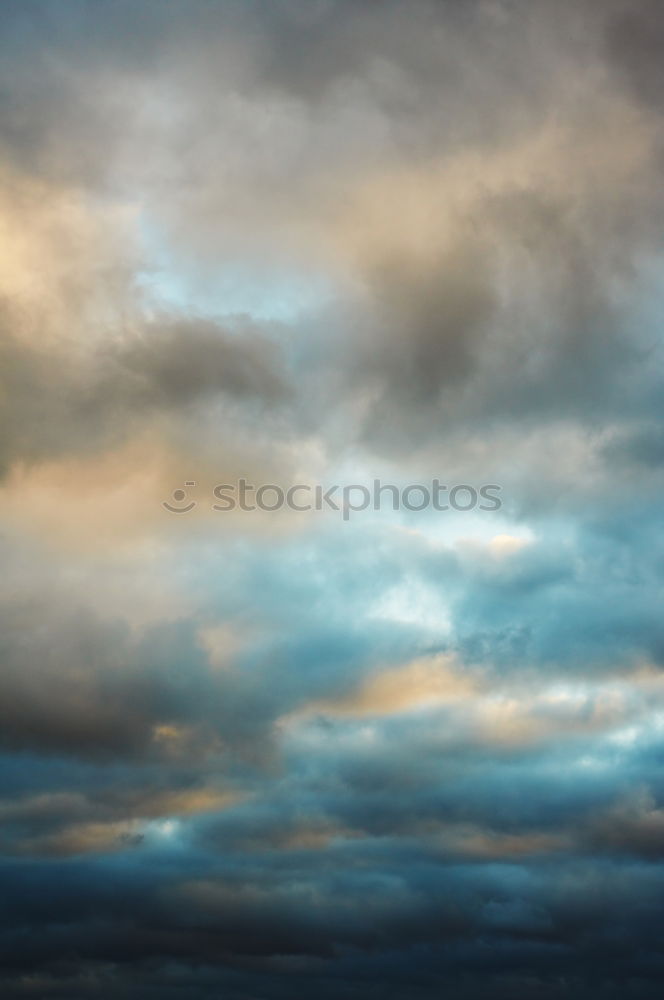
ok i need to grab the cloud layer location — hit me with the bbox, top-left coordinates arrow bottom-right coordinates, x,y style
1,1 -> 663,998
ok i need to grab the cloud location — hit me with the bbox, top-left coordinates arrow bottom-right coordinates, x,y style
1,1 -> 664,997
288,652 -> 476,718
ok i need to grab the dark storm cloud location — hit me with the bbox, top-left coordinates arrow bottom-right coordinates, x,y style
0,584 -> 281,765
0,596 -> 202,759
0,313 -> 286,474
118,320 -> 284,405
606,0 -> 664,112
1,848 -> 664,999
349,151 -> 664,458
0,527 -> 422,764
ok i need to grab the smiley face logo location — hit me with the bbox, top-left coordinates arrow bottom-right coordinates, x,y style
162,482 -> 197,513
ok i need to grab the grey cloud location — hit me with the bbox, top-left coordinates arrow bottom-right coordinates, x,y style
583,789 -> 664,860
0,313 -> 286,474
114,318 -> 285,407
1,0 -> 662,474
606,0 -> 664,111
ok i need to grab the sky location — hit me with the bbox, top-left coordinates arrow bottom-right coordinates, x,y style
1,1 -> 664,997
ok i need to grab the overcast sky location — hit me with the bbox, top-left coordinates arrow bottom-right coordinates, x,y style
1,2 -> 664,998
